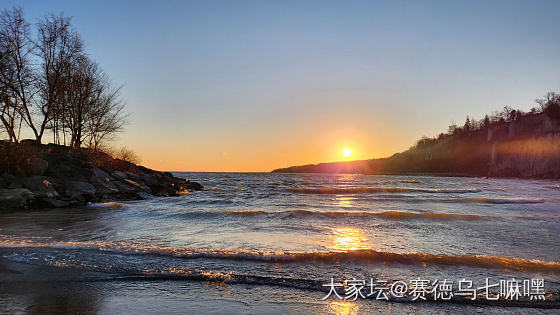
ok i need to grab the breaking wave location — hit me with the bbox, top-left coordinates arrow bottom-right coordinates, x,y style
2,238 -> 559,273
164,209 -> 554,222
457,197 -> 545,204
223,209 -> 491,221
87,201 -> 124,209
287,187 -> 481,194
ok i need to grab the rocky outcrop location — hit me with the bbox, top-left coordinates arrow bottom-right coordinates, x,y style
0,143 -> 204,211
0,189 -> 34,210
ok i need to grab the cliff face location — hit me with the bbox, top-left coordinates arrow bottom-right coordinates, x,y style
273,113 -> 560,179
489,132 -> 560,178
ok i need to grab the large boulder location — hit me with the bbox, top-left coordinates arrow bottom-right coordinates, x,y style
149,183 -> 177,197
123,179 -> 152,194
90,167 -> 113,181
22,176 -> 66,207
111,171 -> 127,180
22,176 -> 59,199
0,188 -> 34,210
64,180 -> 96,202
89,167 -> 119,198
92,180 -> 120,199
139,173 -> 158,186
124,171 -> 141,182
186,180 -> 204,191
114,180 -> 143,199
1,173 -> 22,189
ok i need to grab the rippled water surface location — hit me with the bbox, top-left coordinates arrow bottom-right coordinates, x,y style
1,173 -> 559,313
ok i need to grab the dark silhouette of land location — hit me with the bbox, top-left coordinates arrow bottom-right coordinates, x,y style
0,142 -> 203,211
273,92 -> 560,179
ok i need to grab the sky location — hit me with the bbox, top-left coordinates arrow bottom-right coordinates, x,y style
3,0 -> 560,172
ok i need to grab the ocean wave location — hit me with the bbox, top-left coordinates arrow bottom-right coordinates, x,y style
168,209 -> 553,222
87,201 -> 124,209
282,210 -> 489,221
287,187 -> 481,194
135,269 -> 324,291
457,197 -> 545,204
3,252 -> 557,308
225,210 -> 267,216
2,238 -> 559,273
191,209 -> 490,221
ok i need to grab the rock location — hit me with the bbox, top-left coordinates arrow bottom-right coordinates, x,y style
0,188 -> 34,210
140,174 -> 158,186
91,179 -> 119,198
123,179 -> 152,194
124,171 -> 141,182
21,176 -> 67,207
1,173 -> 22,189
64,180 -> 96,202
137,191 -> 153,200
89,167 -> 119,198
90,167 -> 113,181
186,180 -> 204,191
22,176 -> 59,199
149,183 -> 177,197
114,180 -> 136,194
111,171 -> 127,180
113,180 -> 143,200
26,157 -> 48,176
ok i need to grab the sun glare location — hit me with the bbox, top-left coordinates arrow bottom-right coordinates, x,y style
330,227 -> 369,251
342,148 -> 352,157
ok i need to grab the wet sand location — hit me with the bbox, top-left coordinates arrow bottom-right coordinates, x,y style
2,258 -> 558,314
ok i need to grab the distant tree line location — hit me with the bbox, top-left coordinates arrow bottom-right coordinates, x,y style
412,92 -> 560,150
0,8 -> 126,149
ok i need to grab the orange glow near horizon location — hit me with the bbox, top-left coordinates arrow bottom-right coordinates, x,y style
119,110 -> 421,172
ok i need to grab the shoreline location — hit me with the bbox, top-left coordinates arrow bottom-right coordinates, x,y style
2,257 -> 558,313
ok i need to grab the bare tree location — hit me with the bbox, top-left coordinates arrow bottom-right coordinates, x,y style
0,9 -> 127,148
0,8 -> 35,142
54,54 -> 127,149
84,79 -> 127,150
33,13 -> 83,144
58,55 -> 96,147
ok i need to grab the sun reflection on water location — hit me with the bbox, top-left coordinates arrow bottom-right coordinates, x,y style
329,227 -> 369,251
327,301 -> 359,315
335,196 -> 355,208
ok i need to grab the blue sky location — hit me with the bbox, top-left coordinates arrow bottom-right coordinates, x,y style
4,0 -> 560,171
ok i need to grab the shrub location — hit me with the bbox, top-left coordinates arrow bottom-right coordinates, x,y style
0,141 -> 39,175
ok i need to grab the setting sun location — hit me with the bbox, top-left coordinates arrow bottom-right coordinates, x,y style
342,148 -> 352,157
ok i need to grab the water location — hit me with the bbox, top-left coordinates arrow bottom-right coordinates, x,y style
1,173 -> 559,313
